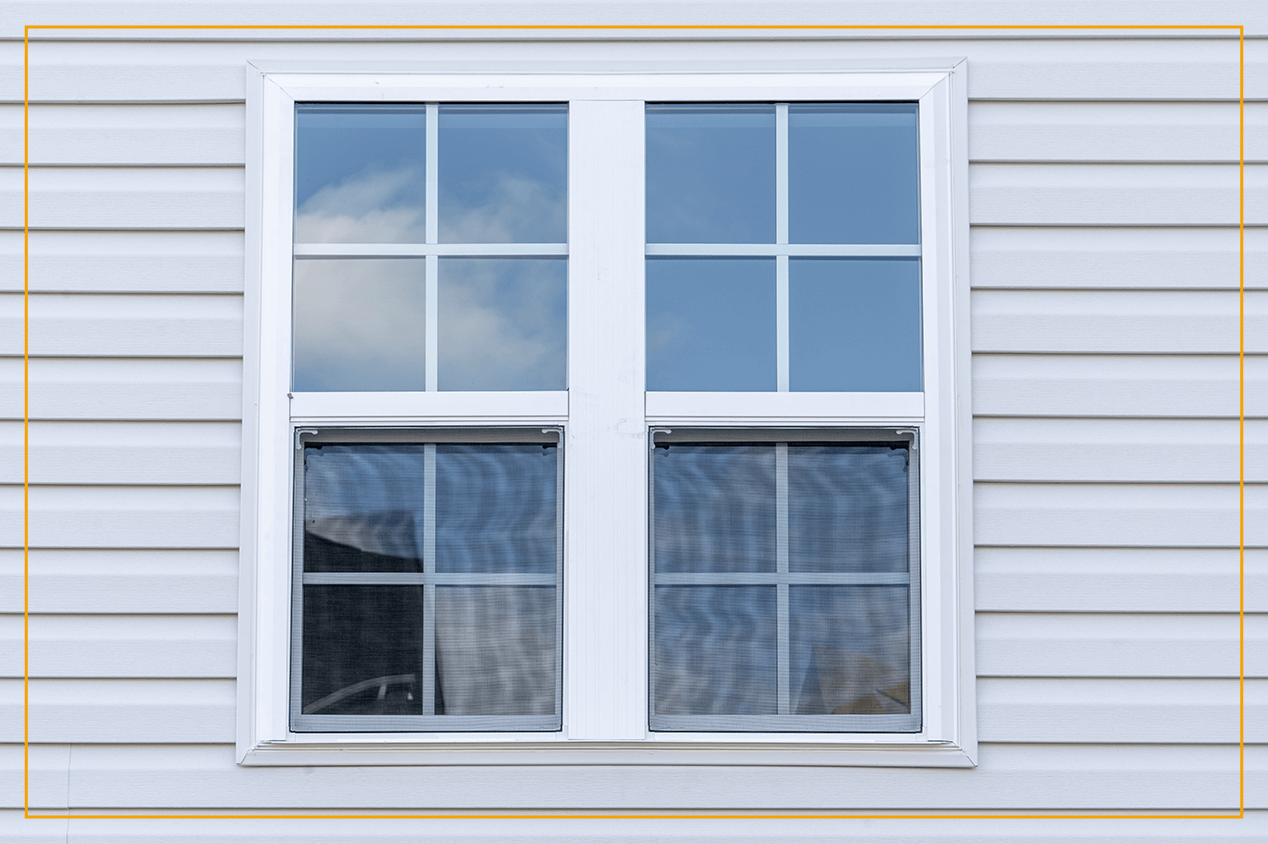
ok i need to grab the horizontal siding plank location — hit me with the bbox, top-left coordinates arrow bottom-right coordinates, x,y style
1,614 -> 237,679
973,354 -> 1261,418
973,417 -> 1262,483
969,101 -> 1268,164
976,678 -> 1264,744
0,103 -> 244,167
3,37 -> 1258,103
0,485 -> 239,550
970,163 -> 1261,227
0,294 -> 244,358
976,612 -> 1265,679
971,290 -> 1266,355
1,679 -> 234,744
51,743 -> 1260,809
975,547 -> 1266,613
9,813 -> 1268,844
0,421 -> 241,485
2,167 -> 244,231
0,549 -> 238,614
971,226 -> 1265,291
0,358 -> 244,422
0,746 -> 68,811
974,482 -> 1263,548
0,231 -> 245,295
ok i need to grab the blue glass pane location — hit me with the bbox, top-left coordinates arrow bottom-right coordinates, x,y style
646,105 -> 776,243
790,586 -> 910,715
295,105 -> 427,243
436,444 -> 558,574
653,444 -> 776,574
653,586 -> 777,715
438,105 -> 567,243
292,258 -> 426,392
788,444 -> 910,573
437,258 -> 567,391
788,104 -> 919,245
788,258 -> 921,392
646,258 -> 776,391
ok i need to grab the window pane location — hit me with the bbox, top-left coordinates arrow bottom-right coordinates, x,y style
653,444 -> 775,573
295,105 -> 427,243
788,257 -> 921,392
653,586 -> 777,716
788,104 -> 919,245
646,105 -> 776,243
646,257 -> 776,391
435,586 -> 557,716
436,444 -> 558,574
302,444 -> 427,573
292,258 -> 426,392
788,444 -> 910,573
438,257 -> 567,391
296,435 -> 562,731
301,585 -> 424,716
790,586 -> 910,715
438,105 -> 567,243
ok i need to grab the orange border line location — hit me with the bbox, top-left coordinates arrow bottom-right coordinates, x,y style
21,22 -> 1246,822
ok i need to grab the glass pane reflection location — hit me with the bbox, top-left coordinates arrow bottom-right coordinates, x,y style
646,105 -> 776,243
295,105 -> 427,243
646,258 -> 776,391
438,105 -> 568,243
653,586 -> 777,715
292,258 -> 426,392
653,444 -> 776,573
438,258 -> 567,391
436,444 -> 558,574
788,444 -> 909,574
788,104 -> 919,245
788,258 -> 921,392
435,586 -> 557,716
302,443 -> 428,573
301,585 -> 425,716
790,586 -> 910,715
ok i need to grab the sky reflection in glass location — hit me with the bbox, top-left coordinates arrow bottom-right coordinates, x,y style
294,105 -> 427,243
789,258 -> 922,392
646,105 -> 776,244
788,104 -> 920,245
438,257 -> 567,391
646,258 -> 776,391
292,258 -> 426,392
439,105 -> 568,243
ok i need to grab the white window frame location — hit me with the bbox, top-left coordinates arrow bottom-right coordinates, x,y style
238,59 -> 975,769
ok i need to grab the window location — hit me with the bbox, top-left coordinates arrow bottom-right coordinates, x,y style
240,64 -> 973,766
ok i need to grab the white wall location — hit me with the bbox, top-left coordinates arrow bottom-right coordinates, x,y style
0,1 -> 1265,838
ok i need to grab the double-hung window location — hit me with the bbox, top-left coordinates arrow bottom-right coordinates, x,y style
241,63 -> 973,765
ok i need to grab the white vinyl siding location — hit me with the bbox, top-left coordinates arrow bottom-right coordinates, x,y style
2,6 -> 1266,836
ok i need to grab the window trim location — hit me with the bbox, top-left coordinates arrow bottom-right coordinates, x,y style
239,59 -> 975,768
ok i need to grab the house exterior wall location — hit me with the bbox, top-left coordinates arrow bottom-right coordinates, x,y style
1,1 -> 1265,839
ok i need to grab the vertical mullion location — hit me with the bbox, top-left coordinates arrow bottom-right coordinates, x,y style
421,442 -> 437,716
425,104 -> 440,391
775,442 -> 789,716
775,104 -> 790,393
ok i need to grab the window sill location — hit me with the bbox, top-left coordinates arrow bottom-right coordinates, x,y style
239,738 -> 976,768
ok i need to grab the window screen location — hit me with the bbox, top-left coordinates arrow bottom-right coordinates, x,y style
649,429 -> 920,732
291,428 -> 563,732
